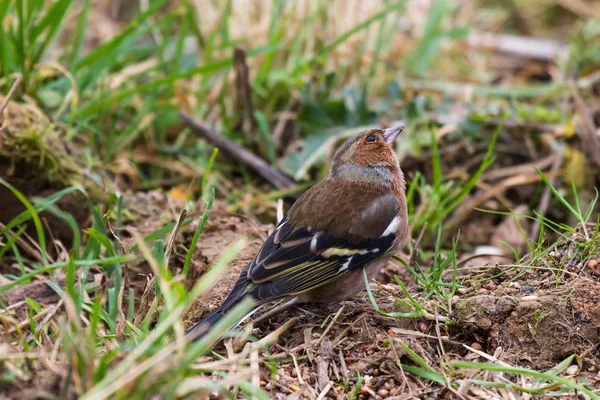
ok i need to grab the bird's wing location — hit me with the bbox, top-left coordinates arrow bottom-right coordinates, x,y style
239,194 -> 401,303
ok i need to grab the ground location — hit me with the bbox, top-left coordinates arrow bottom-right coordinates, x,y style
175,202 -> 600,399
1,0 -> 600,399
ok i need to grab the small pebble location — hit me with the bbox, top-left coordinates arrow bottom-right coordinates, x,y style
478,288 -> 489,295
509,282 -> 521,290
360,386 -> 373,396
522,285 -> 534,294
483,281 -> 498,291
378,388 -> 390,397
471,342 -> 483,351
566,365 -> 579,376
587,259 -> 598,269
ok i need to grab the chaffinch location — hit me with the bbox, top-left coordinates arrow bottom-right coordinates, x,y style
186,126 -> 408,339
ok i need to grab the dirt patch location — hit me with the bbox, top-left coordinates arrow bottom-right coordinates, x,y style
178,203 -> 272,325
192,228 -> 600,397
452,238 -> 600,369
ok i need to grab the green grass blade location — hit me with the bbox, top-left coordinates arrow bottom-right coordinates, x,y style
31,0 -> 72,65
0,177 -> 48,264
430,128 -> 442,191
201,148 -> 219,196
536,168 -> 581,220
401,364 -> 446,385
0,255 -> 132,293
182,188 -> 214,278
451,361 -> 598,399
68,0 -> 90,68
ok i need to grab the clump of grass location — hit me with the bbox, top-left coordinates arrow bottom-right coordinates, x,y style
0,180 -> 272,398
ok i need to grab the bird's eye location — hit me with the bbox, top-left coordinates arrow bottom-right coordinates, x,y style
365,134 -> 377,143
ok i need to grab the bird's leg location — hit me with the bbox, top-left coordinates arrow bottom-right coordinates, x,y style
252,297 -> 299,327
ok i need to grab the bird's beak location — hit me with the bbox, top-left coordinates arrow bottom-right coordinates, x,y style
382,126 -> 404,144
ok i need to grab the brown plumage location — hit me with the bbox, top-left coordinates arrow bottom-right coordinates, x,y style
186,126 -> 409,339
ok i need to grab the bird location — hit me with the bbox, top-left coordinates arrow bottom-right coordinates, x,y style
186,126 -> 408,340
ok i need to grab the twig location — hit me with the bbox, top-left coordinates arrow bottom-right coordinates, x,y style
115,267 -> 127,342
0,277 -> 65,305
573,89 -> 600,170
468,32 -> 567,61
252,316 -> 302,349
463,344 -> 512,367
454,253 -> 515,269
180,111 -> 296,190
446,170 -> 563,229
481,154 -> 557,181
0,222 -> 44,264
250,347 -> 260,389
338,350 -> 349,379
272,100 -> 300,154
388,327 -> 463,346
316,305 -> 345,346
554,0 -> 600,18
253,297 -> 299,327
292,353 -> 305,385
408,222 -> 427,267
316,382 -> 332,400
529,146 -> 565,245
233,47 -> 257,148
165,209 -> 187,266
25,298 -> 65,341
7,301 -> 62,334
0,76 -> 23,133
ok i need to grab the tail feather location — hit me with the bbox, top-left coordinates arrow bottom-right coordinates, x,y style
185,308 -> 226,341
185,273 -> 270,341
185,300 -> 264,342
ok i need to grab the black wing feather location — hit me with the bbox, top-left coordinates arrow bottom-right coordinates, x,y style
207,204 -> 398,312
243,214 -> 397,302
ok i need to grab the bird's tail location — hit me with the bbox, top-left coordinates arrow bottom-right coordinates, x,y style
184,297 -> 263,342
185,276 -> 263,341
184,307 -> 227,341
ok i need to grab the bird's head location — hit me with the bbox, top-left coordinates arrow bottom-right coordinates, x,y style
329,126 -> 404,187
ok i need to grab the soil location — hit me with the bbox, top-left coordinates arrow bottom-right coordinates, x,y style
178,201 -> 272,323
2,186 -> 599,399
171,200 -> 600,398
